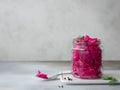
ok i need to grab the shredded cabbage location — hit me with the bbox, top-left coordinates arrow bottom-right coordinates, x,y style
72,35 -> 102,79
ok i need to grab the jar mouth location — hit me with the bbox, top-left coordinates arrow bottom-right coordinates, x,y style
73,40 -> 86,45
72,47 -> 80,50
74,40 -> 100,46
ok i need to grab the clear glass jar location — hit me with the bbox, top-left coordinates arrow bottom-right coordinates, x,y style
72,40 -> 102,79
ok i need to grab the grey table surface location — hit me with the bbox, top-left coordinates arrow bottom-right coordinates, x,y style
0,61 -> 120,90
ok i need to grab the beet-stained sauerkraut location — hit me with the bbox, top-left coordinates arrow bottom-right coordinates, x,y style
72,35 -> 102,79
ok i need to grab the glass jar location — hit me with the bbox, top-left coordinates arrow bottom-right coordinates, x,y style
72,39 -> 102,79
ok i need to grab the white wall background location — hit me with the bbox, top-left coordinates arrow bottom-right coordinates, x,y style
0,0 -> 120,61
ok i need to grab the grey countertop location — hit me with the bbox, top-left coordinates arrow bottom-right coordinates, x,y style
0,61 -> 120,90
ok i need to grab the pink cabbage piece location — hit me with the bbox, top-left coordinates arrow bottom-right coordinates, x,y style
36,70 -> 48,79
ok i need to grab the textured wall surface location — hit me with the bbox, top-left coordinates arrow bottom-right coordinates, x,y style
0,0 -> 120,61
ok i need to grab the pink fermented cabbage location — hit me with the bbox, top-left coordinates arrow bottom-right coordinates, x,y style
36,70 -> 48,79
72,35 -> 102,79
